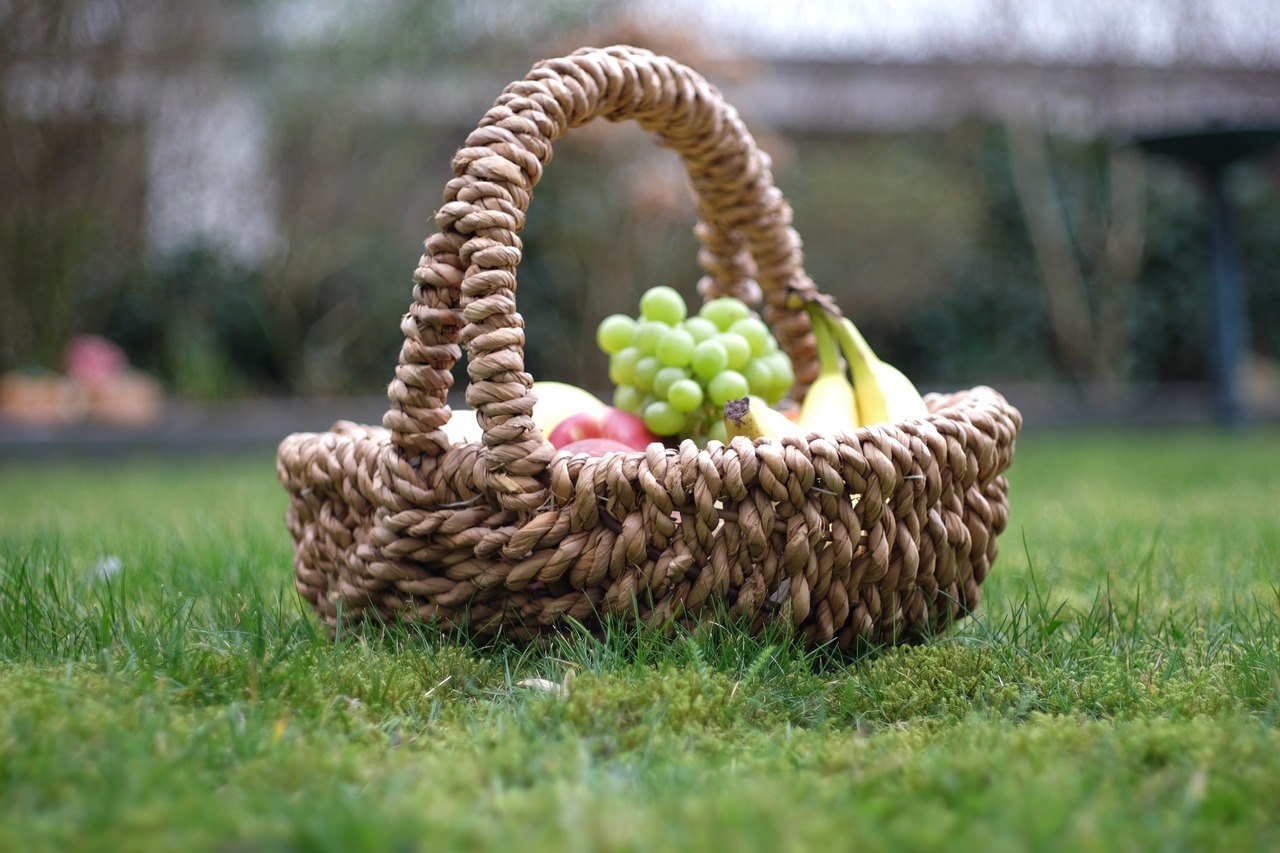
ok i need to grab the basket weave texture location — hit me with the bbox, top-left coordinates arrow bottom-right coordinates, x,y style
277,45 -> 1023,649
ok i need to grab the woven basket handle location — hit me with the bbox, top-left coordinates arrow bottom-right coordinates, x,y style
384,45 -> 821,508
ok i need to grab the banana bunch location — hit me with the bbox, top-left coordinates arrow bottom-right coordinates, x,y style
797,302 -> 859,431
721,296 -> 928,441
723,307 -> 861,440
804,300 -> 929,427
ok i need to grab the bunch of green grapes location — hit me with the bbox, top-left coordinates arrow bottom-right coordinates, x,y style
596,286 -> 795,443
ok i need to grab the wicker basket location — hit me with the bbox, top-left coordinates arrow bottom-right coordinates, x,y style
277,45 -> 1022,650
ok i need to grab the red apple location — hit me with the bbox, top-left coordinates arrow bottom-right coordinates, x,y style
546,406 -> 658,450
558,438 -> 638,457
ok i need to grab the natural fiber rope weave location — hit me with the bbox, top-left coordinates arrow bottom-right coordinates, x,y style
277,46 -> 1022,649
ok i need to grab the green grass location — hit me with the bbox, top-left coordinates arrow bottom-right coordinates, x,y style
2,429 -> 1278,852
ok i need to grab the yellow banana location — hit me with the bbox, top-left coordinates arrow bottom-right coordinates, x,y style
821,311 -> 929,426
798,302 -> 859,432
722,396 -> 802,440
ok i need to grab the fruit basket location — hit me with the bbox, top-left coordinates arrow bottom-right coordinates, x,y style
277,45 -> 1022,650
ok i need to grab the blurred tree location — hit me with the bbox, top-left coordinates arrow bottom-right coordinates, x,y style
1,0 -> 151,371
1006,123 -> 1147,389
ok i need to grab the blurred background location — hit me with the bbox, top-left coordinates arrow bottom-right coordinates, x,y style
3,0 -> 1280,446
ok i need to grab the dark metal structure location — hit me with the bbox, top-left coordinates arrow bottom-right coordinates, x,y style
1136,128 -> 1280,425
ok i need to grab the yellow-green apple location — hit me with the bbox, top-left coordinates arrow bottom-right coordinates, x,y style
530,381 -> 606,436
441,408 -> 482,444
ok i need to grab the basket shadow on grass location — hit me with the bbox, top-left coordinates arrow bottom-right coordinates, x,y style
274,554 -> 1280,731
328,566 -> 1280,733
4,528 -> 1278,733
325,570 -> 936,676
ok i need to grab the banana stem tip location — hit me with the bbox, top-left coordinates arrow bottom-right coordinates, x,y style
723,397 -> 750,426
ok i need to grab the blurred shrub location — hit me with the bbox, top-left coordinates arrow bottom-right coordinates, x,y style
782,127 -> 1279,392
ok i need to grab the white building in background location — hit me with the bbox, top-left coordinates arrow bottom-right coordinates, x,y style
2,0 -> 285,268
639,0 -> 1280,137
9,0 -> 1279,270
652,0 -> 1280,67
148,0 -> 1279,269
145,78 -> 282,268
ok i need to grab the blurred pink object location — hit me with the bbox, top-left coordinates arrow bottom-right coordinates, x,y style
63,334 -> 128,386
57,334 -> 166,426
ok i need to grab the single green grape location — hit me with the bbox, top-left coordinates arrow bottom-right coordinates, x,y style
681,316 -> 720,343
634,320 -> 669,355
653,366 -> 688,399
714,333 -> 751,370
639,286 -> 688,326
691,340 -> 729,380
764,351 -> 794,376
643,400 -> 686,436
699,296 -> 752,331
613,384 -> 643,413
655,327 -> 695,367
667,378 -> 704,412
596,314 -> 637,355
743,358 -> 773,398
633,356 -> 661,393
729,317 -> 775,357
706,419 -> 728,444
707,370 -> 749,406
765,352 -> 795,403
609,347 -> 642,386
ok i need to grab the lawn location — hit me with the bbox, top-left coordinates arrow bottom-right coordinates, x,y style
1,428 -> 1278,852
